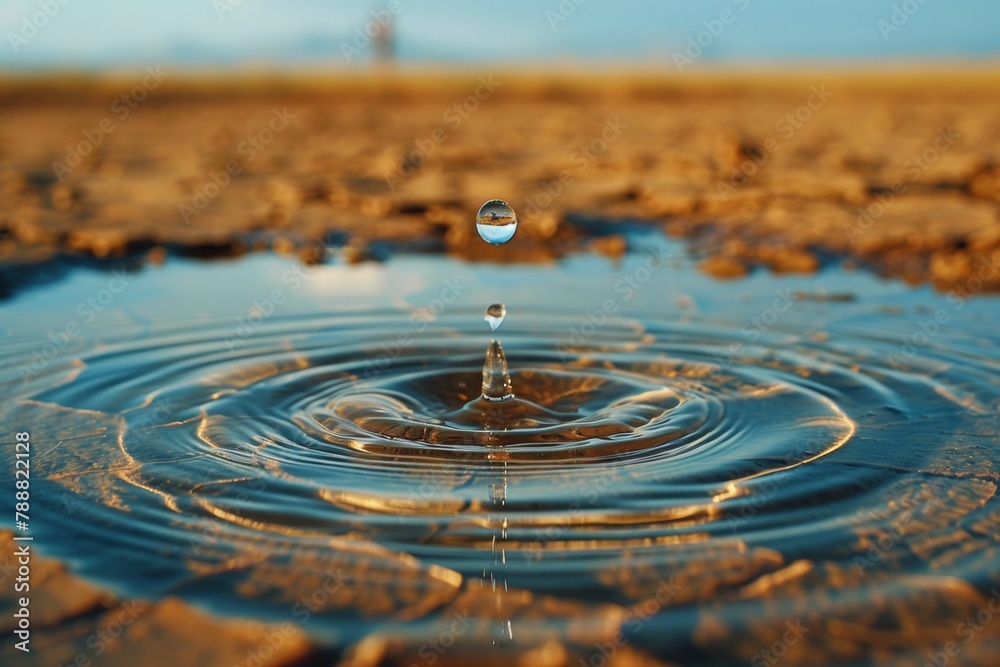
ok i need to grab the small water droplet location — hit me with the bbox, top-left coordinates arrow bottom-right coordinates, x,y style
484,303 -> 506,332
476,199 -> 517,245
482,339 -> 513,401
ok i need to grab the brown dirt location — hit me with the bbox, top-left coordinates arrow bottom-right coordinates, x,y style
1,68 -> 999,291
0,531 -> 312,666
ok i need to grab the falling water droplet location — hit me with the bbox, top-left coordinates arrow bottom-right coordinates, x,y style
476,199 -> 518,245
482,339 -> 513,401
484,303 -> 506,332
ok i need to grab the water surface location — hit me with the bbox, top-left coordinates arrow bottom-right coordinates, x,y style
2,231 -> 999,664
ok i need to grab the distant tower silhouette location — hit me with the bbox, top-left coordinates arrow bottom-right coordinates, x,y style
372,17 -> 396,64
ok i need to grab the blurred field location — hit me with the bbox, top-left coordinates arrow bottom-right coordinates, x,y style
1,66 -> 999,290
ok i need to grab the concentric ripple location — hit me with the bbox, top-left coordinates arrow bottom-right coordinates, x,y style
3,256 -> 1000,663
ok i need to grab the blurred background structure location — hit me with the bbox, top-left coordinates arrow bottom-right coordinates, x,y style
2,0 -> 1000,71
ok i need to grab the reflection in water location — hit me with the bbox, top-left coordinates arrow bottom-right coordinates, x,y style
485,441 -> 513,646
480,381 -> 513,645
2,243 -> 1000,665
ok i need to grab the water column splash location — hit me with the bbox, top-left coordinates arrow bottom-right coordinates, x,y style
482,304 -> 510,399
487,449 -> 513,645
477,204 -> 515,642
481,339 -> 513,401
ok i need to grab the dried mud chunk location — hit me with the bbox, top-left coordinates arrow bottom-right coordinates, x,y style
342,237 -> 371,264
0,532 -> 112,635
639,185 -> 701,217
969,166 -> 1000,200
0,531 -> 315,667
699,255 -> 748,279
754,245 -> 819,274
95,597 -> 311,666
590,234 -> 628,259
968,223 -> 1000,251
224,539 -> 462,621
7,213 -> 60,245
930,249 -> 1000,293
761,170 -> 868,204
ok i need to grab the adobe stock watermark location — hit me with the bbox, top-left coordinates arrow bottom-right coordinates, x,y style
406,611 -> 476,666
921,588 -> 1000,667
18,270 -> 134,381
37,397 -> 175,527
713,289 -> 796,369
51,65 -> 169,181
672,0 -> 752,72
340,0 -> 405,62
716,85 -> 833,200
362,276 -> 468,379
852,513 -> 916,575
842,126 -> 959,244
555,242 -> 672,361
7,0 -> 73,53
523,116 -> 628,218
579,578 -> 683,667
213,0 -> 246,20
724,479 -> 786,537
223,263 -> 314,352
750,620 -> 809,667
878,0 -> 932,41
886,253 -> 999,370
385,75 -> 502,191
188,466 -> 269,560
545,0 -> 589,31
222,234 -> 351,351
48,601 -> 147,666
179,106 -> 295,225
520,473 -> 618,562
232,568 -> 347,667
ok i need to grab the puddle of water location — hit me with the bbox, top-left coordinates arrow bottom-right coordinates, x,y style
2,232 -> 999,662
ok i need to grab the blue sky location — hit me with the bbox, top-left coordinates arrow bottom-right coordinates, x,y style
2,0 -> 998,70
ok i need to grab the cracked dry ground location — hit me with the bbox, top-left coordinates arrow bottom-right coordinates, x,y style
0,70 -> 998,289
